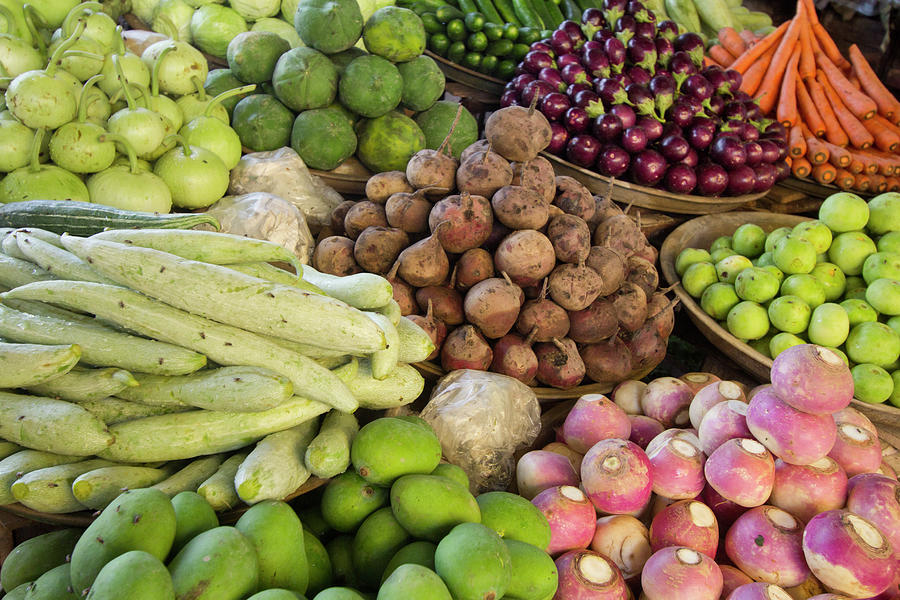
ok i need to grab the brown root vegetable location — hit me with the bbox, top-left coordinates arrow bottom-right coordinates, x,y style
456,150 -> 514,198
416,285 -> 464,326
484,105 -> 553,162
385,188 -> 433,233
406,148 -> 458,190
534,337 -> 585,388
490,328 -> 538,384
581,337 -> 633,383
330,200 -> 356,236
407,299 -> 447,361
459,139 -> 491,164
456,248 -> 494,290
516,279 -> 571,342
428,192 -> 493,254
313,236 -> 362,276
626,256 -> 659,297
586,183 -> 623,229
547,263 -> 603,311
353,226 -> 410,274
624,325 -> 667,373
388,275 -> 418,316
585,246 -> 627,297
463,274 -> 524,339
483,221 -> 512,253
646,294 -> 679,338
491,185 -> 550,230
593,214 -> 645,257
511,156 -> 556,204
612,281 -> 648,333
441,324 -> 493,371
547,214 -> 591,264
389,224 -> 450,287
634,243 -> 658,265
366,170 -> 414,203
554,176 -> 595,221
344,201 -> 388,240
494,229 -> 556,287
568,296 -> 618,343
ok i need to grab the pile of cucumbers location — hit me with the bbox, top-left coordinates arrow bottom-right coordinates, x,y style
0,223 -> 432,515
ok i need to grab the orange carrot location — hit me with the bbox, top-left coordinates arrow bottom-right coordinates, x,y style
792,156 -> 813,178
708,45 -> 734,67
815,51 -> 877,120
718,27 -> 747,58
848,44 -> 900,122
777,52 -> 801,127
866,149 -> 899,176
848,72 -> 862,90
848,157 -> 865,174
798,17 -> 816,80
739,30 -> 759,47
801,0 -> 819,24
821,141 -> 851,168
812,162 -> 837,185
813,22 -> 852,71
871,174 -> 888,193
788,125 -> 807,158
730,20 -> 790,75
862,116 -> 900,153
854,173 -> 872,192
703,56 -> 723,69
834,168 -> 855,190
817,69 -> 874,149
887,177 -> 900,192
739,47 -> 775,96
873,114 -> 900,140
755,12 -> 804,115
795,75 -> 826,137
805,133 -> 830,165
806,78 -> 848,146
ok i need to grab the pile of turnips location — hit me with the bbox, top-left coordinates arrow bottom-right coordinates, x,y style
313,102 -> 676,389
516,344 -> 899,600
0,2 -> 249,212
500,1 -> 790,196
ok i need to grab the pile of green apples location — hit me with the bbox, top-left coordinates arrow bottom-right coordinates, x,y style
676,192 -> 900,407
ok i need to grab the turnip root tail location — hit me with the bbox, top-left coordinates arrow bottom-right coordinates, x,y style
528,93 -> 539,116
437,104 -> 463,157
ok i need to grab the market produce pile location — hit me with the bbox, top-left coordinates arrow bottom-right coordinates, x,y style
656,0 -> 773,41
313,103 -> 675,389
519,348 -> 899,599
499,2 -> 790,196
0,225 -> 434,514
677,191 -> 900,406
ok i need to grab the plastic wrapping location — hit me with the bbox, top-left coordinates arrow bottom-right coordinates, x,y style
421,369 -> 542,493
228,147 -> 344,233
203,192 -> 315,264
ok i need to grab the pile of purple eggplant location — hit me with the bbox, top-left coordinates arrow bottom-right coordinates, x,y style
499,0 -> 790,197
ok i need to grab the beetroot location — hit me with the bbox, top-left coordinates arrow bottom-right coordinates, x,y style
388,274 -> 418,316
582,337 -> 633,383
385,188 -> 433,233
567,297 -> 618,343
491,185 -> 550,230
585,245 -> 627,297
534,337 -> 585,388
440,324 -> 492,371
428,192 -> 494,254
548,263 -> 604,311
314,236 -> 363,276
365,170 -> 413,203
511,156 -> 556,204
406,148 -> 458,190
626,255 -> 659,297
646,292 -> 677,338
554,175 -> 596,221
344,201 -> 388,240
455,248 -> 495,290
612,281 -> 648,332
548,214 -> 592,264
456,149 -> 514,198
330,200 -> 356,235
561,394 -> 632,454
581,439 -> 653,516
494,229 -> 557,287
353,226 -> 410,274
390,224 -> 450,287
416,285 -> 464,326
462,275 -> 523,339
593,213 -> 646,257
490,330 -> 538,384
516,279 -> 571,341
484,104 -> 553,162
406,300 -> 447,361
623,325 -> 667,374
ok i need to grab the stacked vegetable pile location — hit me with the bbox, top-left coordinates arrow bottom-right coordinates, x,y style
678,192 -> 900,406
655,0 -> 773,41
500,2 -> 790,196
519,347 -> 898,599
0,415 -> 562,599
0,225 -> 433,514
0,2 -> 255,212
313,103 -> 674,389
717,0 -> 900,194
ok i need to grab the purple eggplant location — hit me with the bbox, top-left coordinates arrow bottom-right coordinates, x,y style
681,147 -> 699,168
657,20 -> 679,41
659,134 -> 690,161
551,29 -> 575,56
636,21 -> 656,38
732,90 -> 751,103
739,121 -> 760,142
541,92 -> 572,121
771,138 -> 789,161
773,159 -> 790,181
668,100 -> 696,128
523,51 -> 556,75
607,71 -> 629,87
574,89 -> 601,108
500,90 -> 521,108
725,69 -> 743,93
665,163 -> 697,194
696,163 -> 729,196
682,74 -> 713,101
753,163 -> 777,193
722,101 -> 747,121
744,101 -> 762,120
558,53 -> 582,69
548,122 -> 570,155
561,62 -> 590,85
627,35 -> 658,72
595,77 -> 629,106
701,66 -> 731,95
538,67 -> 567,92
567,134 -> 602,167
530,41 -> 555,55
621,126 -> 648,153
674,32 -> 705,67
611,104 -> 637,128
627,83 -> 660,120
706,94 -> 725,116
511,73 -> 536,92
603,0 -> 627,25
597,144 -> 631,176
626,0 -> 653,22
726,165 -> 756,196
744,141 -> 763,167
522,80 -> 556,107
710,135 -> 747,169
594,29 -> 615,43
582,47 -> 611,78
561,20 -> 587,46
582,8 -> 607,30
757,139 -> 781,164
626,64 -> 652,86
661,121 -> 683,138
763,120 -> 787,140
514,65 -> 529,77
687,121 -> 715,151
564,106 -> 590,134
567,82 -> 592,97
655,37 -> 674,68
649,72 -> 675,117
582,40 -> 603,52
616,15 -> 637,37
669,51 -> 697,89
577,92 -> 606,118
637,115 -> 663,140
592,112 -> 624,142
604,37 -> 627,73
631,149 -> 667,186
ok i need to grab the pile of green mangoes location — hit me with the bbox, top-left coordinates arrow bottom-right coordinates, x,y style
676,192 -> 900,407
0,416 -> 558,600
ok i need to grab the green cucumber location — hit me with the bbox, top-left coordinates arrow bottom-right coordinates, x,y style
664,0 -> 702,32
304,410 -> 359,479
0,441 -> 22,460
197,452 -> 248,511
301,265 -> 393,309
487,38 -> 514,56
474,0 -> 504,24
544,0 -> 565,27
151,455 -> 228,497
0,341 -> 82,388
0,391 -> 114,456
0,253 -> 56,289
693,0 -> 736,31
0,200 -> 220,236
228,262 -> 324,294
0,450 -> 84,505
12,232 -> 119,285
435,4 -> 465,22
365,312 -> 399,380
0,303 -> 207,376
72,464 -> 177,509
234,418 -> 320,504
333,360 -> 425,410
560,0 -> 580,22
11,459 -> 117,514
1,298 -> 102,326
60,235 -> 386,355
77,397 -> 194,426
529,0 -> 554,30
25,367 -> 139,403
396,316 -> 436,363
492,0 -> 521,25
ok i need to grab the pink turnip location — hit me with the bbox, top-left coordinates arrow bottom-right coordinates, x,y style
649,500 -> 719,558
581,439 -> 652,516
802,510 -> 897,598
591,515 -> 652,580
720,565 -> 755,599
746,386 -> 837,465
561,394 -> 632,454
542,442 -> 583,475
532,485 -> 598,555
701,483 -> 749,530
770,457 -> 848,523
641,377 -> 694,428
629,415 -> 666,449
845,473 -> 900,556
690,380 -> 747,429
832,406 -> 878,437
828,422 -> 882,477
554,549 -> 630,600
516,449 -> 580,500
805,595 -> 853,600
534,337 -> 586,389
611,380 -> 647,415
698,400 -> 752,456
641,546 -> 723,600
681,372 -> 722,394
705,439 -> 775,508
726,583 -> 794,600
725,506 -> 810,587
769,345 -> 854,415
645,429 -> 706,500
440,324 -> 492,371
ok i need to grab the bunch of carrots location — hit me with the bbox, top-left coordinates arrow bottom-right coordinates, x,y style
707,0 -> 900,194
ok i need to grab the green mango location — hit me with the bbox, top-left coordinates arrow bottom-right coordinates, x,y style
389,474 -> 481,541
350,418 -> 441,486
377,564 -> 451,600
304,528 -> 334,597
502,539 -> 558,600
84,551 -> 174,600
429,463 -> 469,489
235,500 -> 308,594
22,564 -> 79,600
476,491 -> 552,551
326,536 -> 358,589
434,523 -> 511,600
320,471 -> 388,533
168,526 -> 259,600
170,491 -> 219,556
381,541 -> 437,583
1,528 -> 81,592
351,507 -> 409,589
